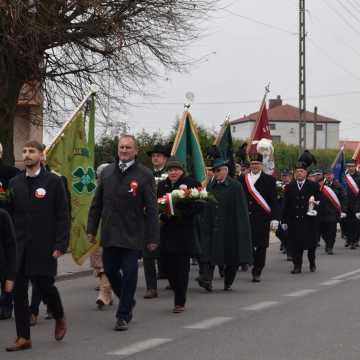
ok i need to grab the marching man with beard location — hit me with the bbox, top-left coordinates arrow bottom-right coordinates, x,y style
239,153 -> 279,282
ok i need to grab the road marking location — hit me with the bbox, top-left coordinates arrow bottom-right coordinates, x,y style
320,279 -> 344,286
285,289 -> 317,297
348,274 -> 360,280
107,338 -> 172,356
184,317 -> 233,330
332,268 -> 360,280
242,301 -> 279,311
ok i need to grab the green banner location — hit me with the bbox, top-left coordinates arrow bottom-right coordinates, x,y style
171,111 -> 206,184
46,95 -> 97,265
214,121 -> 236,177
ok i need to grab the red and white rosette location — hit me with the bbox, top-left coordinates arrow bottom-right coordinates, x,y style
129,180 -> 139,197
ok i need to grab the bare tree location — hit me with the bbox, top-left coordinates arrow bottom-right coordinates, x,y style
0,0 -> 214,164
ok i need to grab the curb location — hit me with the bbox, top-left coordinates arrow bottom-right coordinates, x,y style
56,269 -> 93,282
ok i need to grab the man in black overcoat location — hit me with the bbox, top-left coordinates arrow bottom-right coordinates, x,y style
0,209 -> 16,320
87,135 -> 159,331
6,141 -> 70,352
239,153 -> 280,282
318,169 -> 347,255
282,162 -> 321,274
0,142 -> 20,320
342,159 -> 360,249
143,144 -> 170,299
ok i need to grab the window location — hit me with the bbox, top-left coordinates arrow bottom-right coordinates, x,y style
315,124 -> 323,131
272,135 -> 281,144
232,126 -> 236,133
269,123 -> 276,130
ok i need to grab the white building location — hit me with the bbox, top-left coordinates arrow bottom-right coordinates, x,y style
230,96 -> 340,149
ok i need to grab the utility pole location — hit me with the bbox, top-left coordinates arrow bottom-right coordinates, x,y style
299,0 -> 306,151
313,106 -> 318,149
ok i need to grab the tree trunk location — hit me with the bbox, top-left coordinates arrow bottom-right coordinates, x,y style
0,55 -> 25,166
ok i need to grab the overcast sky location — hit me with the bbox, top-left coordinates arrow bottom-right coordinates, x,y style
111,0 -> 360,141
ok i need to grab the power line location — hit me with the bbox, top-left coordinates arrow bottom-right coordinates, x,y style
321,0 -> 360,36
308,38 -> 360,81
334,0 -> 360,25
222,8 -> 297,36
130,90 -> 360,106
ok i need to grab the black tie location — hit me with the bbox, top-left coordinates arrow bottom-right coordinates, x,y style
119,163 -> 127,173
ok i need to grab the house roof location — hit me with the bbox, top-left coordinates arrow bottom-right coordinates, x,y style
230,103 -> 340,125
339,140 -> 359,152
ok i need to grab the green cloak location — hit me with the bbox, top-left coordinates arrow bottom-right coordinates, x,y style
207,177 -> 253,266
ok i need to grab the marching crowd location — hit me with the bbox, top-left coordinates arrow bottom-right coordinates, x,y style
0,135 -> 360,352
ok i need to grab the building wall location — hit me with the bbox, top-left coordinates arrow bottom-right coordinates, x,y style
14,105 -> 43,168
231,121 -> 339,149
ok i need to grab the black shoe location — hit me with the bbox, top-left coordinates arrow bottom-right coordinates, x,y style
252,275 -> 261,283
224,285 -> 232,291
345,242 -> 350,248
310,264 -> 317,272
0,306 -> 12,320
291,268 -> 301,274
327,248 -> 334,255
350,244 -> 356,250
196,278 -> 212,292
114,319 -> 128,331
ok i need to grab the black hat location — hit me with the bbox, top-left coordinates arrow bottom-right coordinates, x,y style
212,158 -> 229,170
346,159 -> 356,166
295,161 -> 308,170
165,156 -> 184,171
241,160 -> 250,168
298,150 -> 317,169
147,144 -> 170,157
323,168 -> 333,175
249,153 -> 263,163
205,145 -> 221,167
281,169 -> 290,176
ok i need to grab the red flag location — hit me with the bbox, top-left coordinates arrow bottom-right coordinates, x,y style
352,142 -> 360,168
247,99 -> 272,155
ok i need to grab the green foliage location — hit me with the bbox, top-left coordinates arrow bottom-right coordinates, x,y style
95,126 -> 351,174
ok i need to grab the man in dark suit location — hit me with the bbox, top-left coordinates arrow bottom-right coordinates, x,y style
319,169 -> 347,255
6,141 -> 70,352
239,153 -> 279,282
0,142 -> 20,320
143,144 -> 170,299
282,162 -> 321,274
343,160 -> 360,249
0,209 -> 16,321
87,135 -> 159,331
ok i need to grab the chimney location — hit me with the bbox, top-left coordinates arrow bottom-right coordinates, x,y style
269,95 -> 282,109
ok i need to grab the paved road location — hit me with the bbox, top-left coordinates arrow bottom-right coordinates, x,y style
2,237 -> 360,360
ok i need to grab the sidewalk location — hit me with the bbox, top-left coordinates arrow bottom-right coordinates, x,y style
57,253 -> 92,282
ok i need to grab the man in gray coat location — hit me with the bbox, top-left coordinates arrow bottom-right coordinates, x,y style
87,135 -> 159,331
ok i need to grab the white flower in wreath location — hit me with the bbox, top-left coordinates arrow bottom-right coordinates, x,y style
172,189 -> 185,199
190,188 -> 200,198
179,184 -> 188,191
161,173 -> 168,181
199,188 -> 208,199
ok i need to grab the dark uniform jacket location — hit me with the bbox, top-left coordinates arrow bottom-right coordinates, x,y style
344,172 -> 360,214
157,175 -> 201,255
283,179 -> 321,250
207,176 -> 253,266
0,160 -> 20,211
9,168 -> 70,276
239,172 -> 280,248
319,180 -> 347,223
87,161 -> 159,250
0,209 -> 16,281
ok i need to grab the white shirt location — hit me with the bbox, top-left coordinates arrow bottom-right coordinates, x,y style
118,160 -> 135,172
248,171 -> 261,185
26,167 -> 41,178
297,180 -> 305,190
